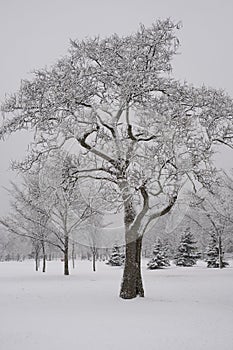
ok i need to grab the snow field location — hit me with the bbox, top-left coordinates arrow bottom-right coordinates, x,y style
1,260 -> 233,350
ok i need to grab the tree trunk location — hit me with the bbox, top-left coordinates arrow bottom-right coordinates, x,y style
119,192 -> 144,299
64,235 -> 69,275
120,236 -> 144,299
135,236 -> 144,296
34,244 -> 40,271
92,249 -> 96,272
41,241 -> 46,273
35,252 -> 40,272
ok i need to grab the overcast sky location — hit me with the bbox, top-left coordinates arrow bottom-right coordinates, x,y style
0,0 -> 233,216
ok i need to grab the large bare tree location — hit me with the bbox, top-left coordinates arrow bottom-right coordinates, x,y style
1,20 -> 233,298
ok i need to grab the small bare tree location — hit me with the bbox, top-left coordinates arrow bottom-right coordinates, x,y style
187,179 -> 233,268
0,176 -> 50,272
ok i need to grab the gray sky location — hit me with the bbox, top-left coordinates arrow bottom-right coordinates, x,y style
0,0 -> 233,215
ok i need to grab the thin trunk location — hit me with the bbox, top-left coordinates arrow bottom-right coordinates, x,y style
35,251 -> 40,272
41,241 -> 46,273
92,249 -> 96,272
64,235 -> 69,275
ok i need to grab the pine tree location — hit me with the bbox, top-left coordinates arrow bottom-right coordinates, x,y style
147,238 -> 170,269
205,235 -> 228,268
174,229 -> 200,267
107,244 -> 125,266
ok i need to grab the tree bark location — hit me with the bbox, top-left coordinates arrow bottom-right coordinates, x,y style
120,236 -> 144,299
41,240 -> 46,273
119,193 -> 144,299
64,235 -> 69,275
35,253 -> 40,272
92,249 -> 96,272
135,236 -> 144,296
34,244 -> 40,271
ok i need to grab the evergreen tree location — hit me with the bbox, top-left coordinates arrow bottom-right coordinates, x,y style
205,235 -> 228,268
174,229 -> 200,267
107,244 -> 125,266
147,238 -> 170,269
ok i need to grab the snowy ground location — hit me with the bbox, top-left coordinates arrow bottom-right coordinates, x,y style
1,260 -> 233,350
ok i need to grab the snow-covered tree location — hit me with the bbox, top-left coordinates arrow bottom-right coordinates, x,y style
81,213 -> 105,272
0,152 -> 93,275
0,228 -> 29,262
174,229 -> 200,266
186,177 -> 233,266
147,238 -> 170,269
107,244 -> 125,266
205,234 -> 228,268
1,20 -> 233,298
0,175 -> 50,272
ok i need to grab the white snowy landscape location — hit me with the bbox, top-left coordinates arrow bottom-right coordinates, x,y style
1,259 -> 233,350
1,2 -> 233,350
